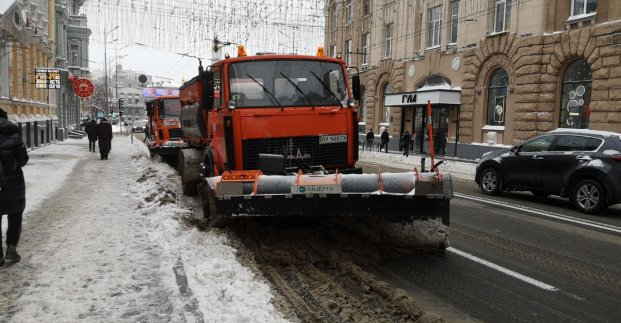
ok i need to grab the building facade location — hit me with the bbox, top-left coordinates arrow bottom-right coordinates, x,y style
0,0 -> 90,149
56,0 -> 91,131
326,0 -> 621,158
1,0 -> 58,149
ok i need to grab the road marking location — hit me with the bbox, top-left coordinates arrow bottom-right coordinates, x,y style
447,247 -> 559,292
454,193 -> 621,234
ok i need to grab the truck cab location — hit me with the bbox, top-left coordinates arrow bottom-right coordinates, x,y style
145,95 -> 186,157
180,54 -> 361,175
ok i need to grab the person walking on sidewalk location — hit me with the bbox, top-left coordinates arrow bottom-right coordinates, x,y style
366,129 -> 375,151
85,119 -> 98,152
380,128 -> 390,153
401,130 -> 412,157
96,118 -> 113,160
0,108 -> 29,265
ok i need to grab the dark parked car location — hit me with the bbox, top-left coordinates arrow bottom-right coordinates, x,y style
475,129 -> 621,214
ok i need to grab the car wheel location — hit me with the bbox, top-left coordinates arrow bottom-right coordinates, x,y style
531,190 -> 550,198
479,167 -> 501,195
572,179 -> 606,214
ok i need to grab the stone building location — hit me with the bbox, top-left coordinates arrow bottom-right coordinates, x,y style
326,0 -> 621,158
0,0 -> 90,149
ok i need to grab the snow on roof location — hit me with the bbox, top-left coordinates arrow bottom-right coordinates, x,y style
416,83 -> 453,91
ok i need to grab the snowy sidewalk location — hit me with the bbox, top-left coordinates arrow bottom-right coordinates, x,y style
358,149 -> 477,181
0,136 -> 286,322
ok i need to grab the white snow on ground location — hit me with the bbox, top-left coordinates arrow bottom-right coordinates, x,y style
2,136 -> 287,322
358,150 -> 478,181
22,141 -> 82,215
125,139 -> 288,322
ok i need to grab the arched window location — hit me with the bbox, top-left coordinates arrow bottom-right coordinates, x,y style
418,75 -> 451,89
381,83 -> 392,123
560,59 -> 592,129
487,68 -> 508,126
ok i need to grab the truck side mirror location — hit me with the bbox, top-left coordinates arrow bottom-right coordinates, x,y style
351,75 -> 361,101
201,71 -> 214,111
146,102 -> 153,117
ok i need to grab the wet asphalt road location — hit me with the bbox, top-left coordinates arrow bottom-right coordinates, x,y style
359,161 -> 621,323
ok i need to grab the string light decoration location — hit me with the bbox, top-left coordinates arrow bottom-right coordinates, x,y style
84,0 -> 325,60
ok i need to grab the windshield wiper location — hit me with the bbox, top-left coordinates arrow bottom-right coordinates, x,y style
310,71 -> 342,106
246,74 -> 284,111
280,72 -> 315,109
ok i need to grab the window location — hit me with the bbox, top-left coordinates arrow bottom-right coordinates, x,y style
331,44 -> 337,58
418,75 -> 451,88
362,33 -> 370,65
487,68 -> 508,126
381,83 -> 392,123
559,59 -> 592,129
552,135 -> 602,152
572,0 -> 597,16
450,1 -> 459,44
346,0 -> 352,24
385,24 -> 393,58
228,60 -> 348,108
332,4 -> 338,31
427,6 -> 443,48
521,135 -> 554,153
345,39 -> 352,66
494,0 -> 512,33
363,0 -> 371,15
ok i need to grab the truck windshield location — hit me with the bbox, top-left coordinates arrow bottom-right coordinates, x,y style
161,99 -> 181,118
228,60 -> 348,108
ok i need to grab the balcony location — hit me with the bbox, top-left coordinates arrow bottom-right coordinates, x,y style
68,15 -> 87,28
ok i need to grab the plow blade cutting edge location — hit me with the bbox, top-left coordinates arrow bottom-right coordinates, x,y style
197,171 -> 452,226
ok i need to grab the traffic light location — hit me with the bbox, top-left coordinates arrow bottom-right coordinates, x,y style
119,98 -> 124,110
212,37 -> 220,52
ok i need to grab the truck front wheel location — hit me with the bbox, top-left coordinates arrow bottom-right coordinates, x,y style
179,149 -> 202,196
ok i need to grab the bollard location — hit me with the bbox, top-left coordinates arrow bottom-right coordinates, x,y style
421,157 -> 426,172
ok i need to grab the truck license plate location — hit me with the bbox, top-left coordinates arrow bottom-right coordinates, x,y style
291,185 -> 342,194
319,135 -> 347,144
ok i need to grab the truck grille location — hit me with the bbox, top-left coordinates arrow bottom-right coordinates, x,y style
168,128 -> 183,140
242,136 -> 348,170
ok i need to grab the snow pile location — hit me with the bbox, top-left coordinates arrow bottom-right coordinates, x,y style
125,139 -> 288,322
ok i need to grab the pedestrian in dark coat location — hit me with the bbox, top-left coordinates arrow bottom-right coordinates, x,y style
96,118 -> 113,160
365,129 -> 374,151
85,119 -> 98,152
435,131 -> 447,155
401,130 -> 412,157
380,128 -> 389,153
0,108 -> 29,265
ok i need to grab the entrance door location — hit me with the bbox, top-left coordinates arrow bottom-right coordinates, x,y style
412,106 -> 449,154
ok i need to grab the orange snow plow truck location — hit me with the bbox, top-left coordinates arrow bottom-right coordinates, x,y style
178,48 -> 453,228
145,95 -> 187,158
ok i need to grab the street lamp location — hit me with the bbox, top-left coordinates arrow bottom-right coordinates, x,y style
103,25 -> 119,115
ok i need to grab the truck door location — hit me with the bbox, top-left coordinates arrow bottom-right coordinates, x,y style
211,67 -> 233,171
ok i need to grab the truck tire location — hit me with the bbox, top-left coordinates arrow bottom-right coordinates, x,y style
198,182 -> 231,229
203,148 -> 215,177
179,149 -> 202,196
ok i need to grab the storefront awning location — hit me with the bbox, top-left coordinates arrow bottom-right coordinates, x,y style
384,89 -> 461,107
